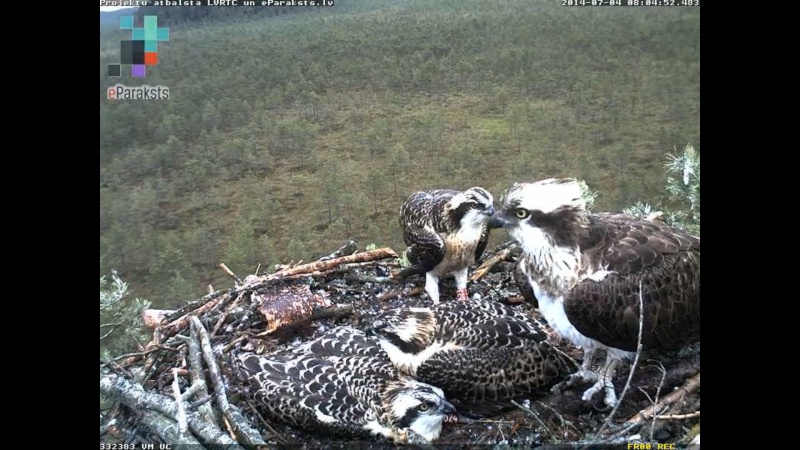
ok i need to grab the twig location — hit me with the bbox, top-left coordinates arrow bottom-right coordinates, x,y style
623,373 -> 700,427
267,247 -> 398,279
181,379 -> 208,401
655,411 -> 700,420
220,263 -> 243,285
310,304 -> 354,320
138,410 -> 203,446
188,395 -> 213,410
212,294 -> 245,337
380,286 -> 424,302
103,347 -> 161,365
511,400 -> 556,442
187,324 -> 219,425
648,360 -> 667,440
247,401 -> 288,446
536,401 -> 581,438
171,368 -> 189,435
469,245 -> 516,282
159,294 -> 231,341
223,335 -> 249,353
191,317 -> 268,447
100,359 -> 134,379
596,280 -> 646,437
100,374 -> 245,449
100,325 -> 119,341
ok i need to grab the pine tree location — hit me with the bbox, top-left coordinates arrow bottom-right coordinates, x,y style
624,144 -> 700,235
100,269 -> 151,361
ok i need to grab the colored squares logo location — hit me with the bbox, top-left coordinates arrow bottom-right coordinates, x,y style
107,15 -> 169,78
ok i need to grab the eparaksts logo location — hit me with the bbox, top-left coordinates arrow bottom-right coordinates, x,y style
107,84 -> 170,100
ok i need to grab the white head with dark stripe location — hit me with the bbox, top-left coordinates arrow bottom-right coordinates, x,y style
445,187 -> 495,230
382,378 -> 456,443
490,178 -> 590,251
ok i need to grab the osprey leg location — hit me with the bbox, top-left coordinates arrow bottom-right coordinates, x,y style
453,267 -> 469,301
425,272 -> 441,304
564,348 -> 599,388
581,352 -> 620,407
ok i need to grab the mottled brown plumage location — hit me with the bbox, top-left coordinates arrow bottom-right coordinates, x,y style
369,299 -> 574,417
492,178 -> 700,408
238,327 -> 456,443
396,187 -> 495,303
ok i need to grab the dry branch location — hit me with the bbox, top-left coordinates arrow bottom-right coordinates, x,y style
623,373 -> 700,427
160,294 -> 230,341
139,410 -> 204,447
220,263 -> 243,285
311,304 -> 354,321
469,244 -> 516,282
171,368 -> 189,435
166,289 -> 228,323
190,317 -> 267,447
597,281 -> 646,437
380,286 -> 424,302
100,374 -> 245,449
266,247 -> 397,279
655,411 -> 700,420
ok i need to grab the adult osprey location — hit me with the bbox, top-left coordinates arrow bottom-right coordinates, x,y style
238,327 -> 456,444
395,187 -> 495,303
490,178 -> 700,408
368,299 -> 574,417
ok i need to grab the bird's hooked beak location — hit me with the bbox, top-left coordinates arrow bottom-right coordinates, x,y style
485,205 -> 495,216
488,211 -> 508,229
441,400 -> 457,415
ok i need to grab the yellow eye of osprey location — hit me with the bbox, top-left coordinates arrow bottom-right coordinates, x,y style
419,403 -> 430,411
515,209 -> 530,219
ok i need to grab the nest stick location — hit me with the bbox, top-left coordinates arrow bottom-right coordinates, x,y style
267,247 -> 398,279
100,374 -> 245,449
623,373 -> 701,427
219,263 -> 243,285
379,286 -> 424,302
187,323 -> 219,425
511,400 -> 556,442
139,410 -> 204,446
171,368 -> 189,434
190,317 -> 267,447
597,281 -> 646,437
655,411 -> 700,420
469,245 -> 516,282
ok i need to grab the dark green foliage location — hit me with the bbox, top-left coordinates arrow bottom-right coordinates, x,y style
100,0 -> 699,308
100,269 -> 151,361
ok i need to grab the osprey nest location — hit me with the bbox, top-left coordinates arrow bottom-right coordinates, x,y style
99,241 -> 701,449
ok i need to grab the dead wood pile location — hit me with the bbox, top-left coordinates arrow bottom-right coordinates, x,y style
99,241 -> 700,449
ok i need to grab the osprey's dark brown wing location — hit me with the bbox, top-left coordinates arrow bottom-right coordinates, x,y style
281,326 -> 386,359
239,353 -> 389,438
397,190 -> 458,275
564,215 -> 700,352
414,299 -> 572,417
431,299 -> 550,345
417,343 -> 573,417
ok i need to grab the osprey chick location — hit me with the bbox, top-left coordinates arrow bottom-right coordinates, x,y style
396,187 -> 495,303
368,299 -> 574,417
239,327 -> 456,444
490,178 -> 700,408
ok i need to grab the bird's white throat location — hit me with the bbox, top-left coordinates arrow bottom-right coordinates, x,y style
512,225 -> 582,294
459,209 -> 488,237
